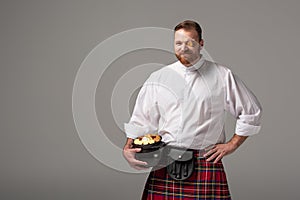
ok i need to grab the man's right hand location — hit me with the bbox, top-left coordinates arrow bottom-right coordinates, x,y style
123,138 -> 148,170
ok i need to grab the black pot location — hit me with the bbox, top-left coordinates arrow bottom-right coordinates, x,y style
133,142 -> 166,167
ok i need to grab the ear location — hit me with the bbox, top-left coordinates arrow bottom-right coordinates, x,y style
199,39 -> 204,47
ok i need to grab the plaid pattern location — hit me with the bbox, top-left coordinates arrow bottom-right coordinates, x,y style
142,151 -> 231,200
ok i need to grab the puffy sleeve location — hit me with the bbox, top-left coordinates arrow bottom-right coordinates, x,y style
224,69 -> 262,136
124,77 -> 160,139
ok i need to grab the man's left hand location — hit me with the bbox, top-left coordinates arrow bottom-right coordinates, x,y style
203,143 -> 237,164
203,134 -> 248,163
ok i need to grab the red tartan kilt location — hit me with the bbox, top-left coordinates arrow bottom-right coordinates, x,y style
142,155 -> 231,200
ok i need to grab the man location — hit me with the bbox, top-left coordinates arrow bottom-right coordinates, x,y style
123,20 -> 262,199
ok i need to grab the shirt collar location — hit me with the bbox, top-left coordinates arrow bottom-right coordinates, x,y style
177,54 -> 205,72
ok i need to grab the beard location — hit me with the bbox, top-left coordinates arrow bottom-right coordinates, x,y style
175,53 -> 194,66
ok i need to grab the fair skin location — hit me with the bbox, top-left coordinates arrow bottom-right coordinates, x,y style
123,28 -> 249,168
174,28 -> 203,67
123,138 -> 149,170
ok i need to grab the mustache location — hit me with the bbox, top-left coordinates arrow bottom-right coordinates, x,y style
178,50 -> 192,53
176,50 -> 193,55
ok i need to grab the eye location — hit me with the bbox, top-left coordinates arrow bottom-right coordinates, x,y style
186,41 -> 195,47
175,41 -> 182,46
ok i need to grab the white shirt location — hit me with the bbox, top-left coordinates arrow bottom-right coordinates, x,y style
124,56 -> 262,149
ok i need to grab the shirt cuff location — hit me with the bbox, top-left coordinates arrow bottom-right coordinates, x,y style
124,123 -> 149,139
235,120 -> 261,136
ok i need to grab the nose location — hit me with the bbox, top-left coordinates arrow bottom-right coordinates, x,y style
181,43 -> 188,52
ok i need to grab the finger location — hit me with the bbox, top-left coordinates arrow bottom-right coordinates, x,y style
132,158 -> 148,166
206,152 -> 219,162
205,144 -> 216,152
132,164 -> 149,170
213,153 -> 224,164
129,148 -> 142,153
204,148 -> 217,157
132,162 -> 148,170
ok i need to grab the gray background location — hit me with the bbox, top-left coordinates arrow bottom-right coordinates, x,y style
1,0 -> 299,199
